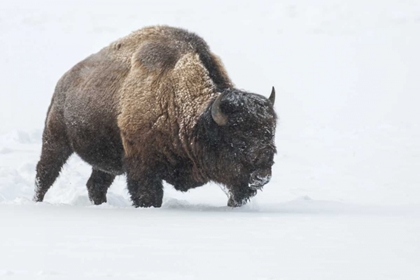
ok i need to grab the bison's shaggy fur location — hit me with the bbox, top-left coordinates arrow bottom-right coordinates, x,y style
34,26 -> 277,207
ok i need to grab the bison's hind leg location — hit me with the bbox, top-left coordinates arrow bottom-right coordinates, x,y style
34,116 -> 73,202
86,169 -> 115,205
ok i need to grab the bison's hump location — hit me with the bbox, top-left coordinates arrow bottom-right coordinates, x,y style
135,40 -> 182,71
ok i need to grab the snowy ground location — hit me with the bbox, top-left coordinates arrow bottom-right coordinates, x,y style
1,0 -> 420,279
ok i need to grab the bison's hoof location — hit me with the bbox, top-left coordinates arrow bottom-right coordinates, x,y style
89,196 -> 107,205
133,202 -> 162,208
33,193 -> 45,203
133,197 -> 163,208
88,190 -> 107,205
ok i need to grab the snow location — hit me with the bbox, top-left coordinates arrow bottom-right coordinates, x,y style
1,202 -> 420,279
1,0 -> 420,279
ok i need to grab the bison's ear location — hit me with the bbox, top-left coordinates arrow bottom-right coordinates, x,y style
269,86 -> 275,105
211,93 -> 228,126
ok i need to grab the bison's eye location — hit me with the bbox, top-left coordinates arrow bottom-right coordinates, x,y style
255,150 -> 273,166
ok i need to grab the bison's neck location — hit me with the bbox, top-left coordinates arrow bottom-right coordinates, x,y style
180,103 -> 224,182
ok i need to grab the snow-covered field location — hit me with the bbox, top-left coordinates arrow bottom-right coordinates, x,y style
1,0 -> 420,279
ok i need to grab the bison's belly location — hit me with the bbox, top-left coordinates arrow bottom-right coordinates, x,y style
163,162 -> 207,192
66,122 -> 125,175
63,94 -> 125,175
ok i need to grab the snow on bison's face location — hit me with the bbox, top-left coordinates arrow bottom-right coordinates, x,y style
211,87 -> 277,204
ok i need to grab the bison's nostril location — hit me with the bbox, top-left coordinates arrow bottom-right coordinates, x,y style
249,172 -> 271,190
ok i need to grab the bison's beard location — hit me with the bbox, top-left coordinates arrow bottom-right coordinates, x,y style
227,187 -> 258,207
226,170 -> 272,207
227,182 -> 267,208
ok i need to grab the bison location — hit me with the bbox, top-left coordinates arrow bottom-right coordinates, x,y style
34,25 -> 277,207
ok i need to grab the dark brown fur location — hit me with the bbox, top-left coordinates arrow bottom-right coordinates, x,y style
34,26 -> 277,207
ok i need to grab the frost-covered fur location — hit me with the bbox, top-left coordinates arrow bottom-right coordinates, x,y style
34,25 -> 277,207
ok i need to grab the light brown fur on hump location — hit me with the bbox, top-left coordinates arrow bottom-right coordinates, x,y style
105,26 -> 192,62
114,26 -> 225,164
105,26 -> 232,86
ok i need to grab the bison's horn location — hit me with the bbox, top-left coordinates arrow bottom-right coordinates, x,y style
269,86 -> 275,105
211,93 -> 228,126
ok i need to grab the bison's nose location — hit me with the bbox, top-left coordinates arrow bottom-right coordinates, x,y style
249,170 -> 272,189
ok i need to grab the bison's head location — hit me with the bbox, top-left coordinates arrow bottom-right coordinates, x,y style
208,87 -> 277,206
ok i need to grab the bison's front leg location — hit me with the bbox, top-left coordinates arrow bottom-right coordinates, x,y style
125,158 -> 163,208
126,174 -> 163,208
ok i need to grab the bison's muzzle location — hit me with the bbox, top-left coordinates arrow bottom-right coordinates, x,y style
249,169 -> 272,190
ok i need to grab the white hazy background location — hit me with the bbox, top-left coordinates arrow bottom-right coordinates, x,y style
1,0 -> 420,279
